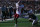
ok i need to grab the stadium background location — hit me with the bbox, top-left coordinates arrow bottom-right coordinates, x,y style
0,0 -> 40,14
0,0 -> 40,27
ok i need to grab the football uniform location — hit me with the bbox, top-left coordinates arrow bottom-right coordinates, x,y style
29,14 -> 38,26
14,2 -> 24,18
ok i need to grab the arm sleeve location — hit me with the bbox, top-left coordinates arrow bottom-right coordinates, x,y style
17,1 -> 20,3
21,15 -> 29,19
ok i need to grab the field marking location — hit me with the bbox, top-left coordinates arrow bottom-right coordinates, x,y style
35,14 -> 40,15
0,18 -> 14,22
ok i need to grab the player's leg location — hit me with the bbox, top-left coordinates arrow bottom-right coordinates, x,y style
32,20 -> 35,26
2,11 -> 5,21
32,18 -> 38,26
4,11 -> 6,21
1,11 -> 4,21
14,14 -> 16,20
14,14 -> 19,27
14,14 -> 17,27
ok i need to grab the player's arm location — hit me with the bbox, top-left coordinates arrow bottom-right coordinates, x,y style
17,1 -> 20,3
17,0 -> 21,3
22,15 -> 29,19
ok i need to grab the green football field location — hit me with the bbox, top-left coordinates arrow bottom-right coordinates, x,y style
0,15 -> 40,27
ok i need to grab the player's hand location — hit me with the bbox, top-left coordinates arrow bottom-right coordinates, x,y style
29,18 -> 33,22
18,0 -> 21,3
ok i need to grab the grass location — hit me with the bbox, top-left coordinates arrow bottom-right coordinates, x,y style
0,15 -> 40,27
0,23 -> 14,27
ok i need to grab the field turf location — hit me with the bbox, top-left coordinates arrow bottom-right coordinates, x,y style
0,15 -> 40,27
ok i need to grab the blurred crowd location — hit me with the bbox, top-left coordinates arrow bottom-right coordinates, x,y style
0,1 -> 40,19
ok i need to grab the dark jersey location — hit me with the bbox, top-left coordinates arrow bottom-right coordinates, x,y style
9,7 -> 13,12
1,7 -> 6,11
29,14 -> 36,20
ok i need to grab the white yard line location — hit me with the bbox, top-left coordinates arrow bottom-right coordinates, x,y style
6,18 -> 14,21
0,18 -> 14,22
35,14 -> 40,15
